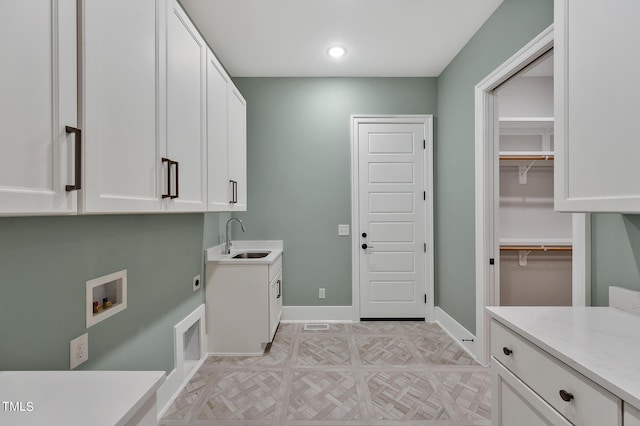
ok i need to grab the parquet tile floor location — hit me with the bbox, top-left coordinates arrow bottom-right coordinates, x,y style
160,321 -> 490,426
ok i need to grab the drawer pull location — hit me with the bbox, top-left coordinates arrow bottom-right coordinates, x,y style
502,347 -> 513,356
559,389 -> 574,402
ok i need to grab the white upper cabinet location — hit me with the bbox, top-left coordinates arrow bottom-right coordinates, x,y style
0,0 -> 78,215
227,86 -> 248,211
206,50 -> 230,211
165,0 -> 207,212
206,50 -> 248,212
81,0 -> 163,213
555,0 -> 640,212
1,0 -> 245,216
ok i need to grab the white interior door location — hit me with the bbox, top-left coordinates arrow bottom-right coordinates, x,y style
356,117 -> 433,318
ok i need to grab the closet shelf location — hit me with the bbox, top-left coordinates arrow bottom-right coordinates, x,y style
499,151 -> 554,161
499,117 -> 554,129
500,245 -> 572,252
500,238 -> 572,246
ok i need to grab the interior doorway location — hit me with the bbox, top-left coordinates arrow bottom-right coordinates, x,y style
474,26 -> 591,364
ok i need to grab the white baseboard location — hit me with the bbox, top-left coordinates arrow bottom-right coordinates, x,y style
157,356 -> 206,418
281,306 -> 353,322
434,306 -> 484,365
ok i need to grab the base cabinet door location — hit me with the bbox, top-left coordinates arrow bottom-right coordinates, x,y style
625,404 -> 640,426
492,360 -> 572,426
82,0 -> 162,213
268,270 -> 282,341
0,0 -> 78,215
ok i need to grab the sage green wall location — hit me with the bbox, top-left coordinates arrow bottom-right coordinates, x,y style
591,214 -> 640,306
0,214 -> 214,371
232,78 -> 437,306
436,0 -> 553,333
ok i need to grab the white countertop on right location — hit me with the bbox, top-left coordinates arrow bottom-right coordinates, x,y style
487,306 -> 640,409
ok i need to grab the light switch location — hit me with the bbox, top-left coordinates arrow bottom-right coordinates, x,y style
338,224 -> 350,236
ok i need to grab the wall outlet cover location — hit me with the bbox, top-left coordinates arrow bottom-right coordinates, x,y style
193,274 -> 201,292
319,288 -> 326,299
70,333 -> 89,370
338,224 -> 350,236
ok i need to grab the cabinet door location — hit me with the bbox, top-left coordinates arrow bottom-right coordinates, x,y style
492,360 -> 572,426
82,0 -> 162,213
206,50 -> 230,211
268,271 -> 282,341
0,0 -> 77,215
555,0 -> 640,212
165,0 -> 207,212
227,86 -> 247,211
625,403 -> 640,426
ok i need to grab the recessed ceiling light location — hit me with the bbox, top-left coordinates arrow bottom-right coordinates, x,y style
328,46 -> 346,58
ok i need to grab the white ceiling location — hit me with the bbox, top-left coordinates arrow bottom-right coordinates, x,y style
179,0 -> 504,77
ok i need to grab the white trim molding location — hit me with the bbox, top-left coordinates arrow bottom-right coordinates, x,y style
281,306 -> 354,322
474,24 -> 591,365
435,307 -> 482,365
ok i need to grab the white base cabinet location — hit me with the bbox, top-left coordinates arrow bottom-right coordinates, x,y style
206,254 -> 282,355
487,307 -> 640,426
491,319 -> 620,426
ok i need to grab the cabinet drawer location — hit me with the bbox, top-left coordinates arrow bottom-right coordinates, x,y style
268,255 -> 282,282
491,320 -> 621,426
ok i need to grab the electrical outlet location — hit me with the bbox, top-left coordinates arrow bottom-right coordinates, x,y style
70,333 -> 88,370
319,288 -> 326,299
193,274 -> 201,292
338,224 -> 350,236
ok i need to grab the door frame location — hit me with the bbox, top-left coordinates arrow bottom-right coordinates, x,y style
350,115 -> 434,322
474,25 -> 591,364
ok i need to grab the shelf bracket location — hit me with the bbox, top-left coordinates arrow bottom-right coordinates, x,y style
518,160 -> 537,184
518,250 -> 533,267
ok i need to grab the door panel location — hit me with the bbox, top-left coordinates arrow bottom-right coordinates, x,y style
82,0 -> 161,212
0,0 -> 77,215
166,0 -> 206,211
358,121 -> 430,318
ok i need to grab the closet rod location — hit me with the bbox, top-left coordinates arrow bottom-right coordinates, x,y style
499,155 -> 554,161
500,245 -> 572,252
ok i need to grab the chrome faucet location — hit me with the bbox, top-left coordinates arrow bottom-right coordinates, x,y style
225,218 -> 245,254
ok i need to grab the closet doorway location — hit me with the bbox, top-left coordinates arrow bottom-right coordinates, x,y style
474,26 -> 590,364
496,51 -> 573,306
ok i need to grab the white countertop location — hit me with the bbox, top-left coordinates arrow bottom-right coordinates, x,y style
0,370 -> 165,426
205,240 -> 283,264
487,306 -> 640,408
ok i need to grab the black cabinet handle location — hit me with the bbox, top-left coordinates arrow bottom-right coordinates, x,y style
171,160 -> 179,199
502,347 -> 512,356
65,126 -> 82,191
229,180 -> 238,204
277,279 -> 281,299
234,180 -> 238,203
559,390 -> 573,402
162,158 -> 172,199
